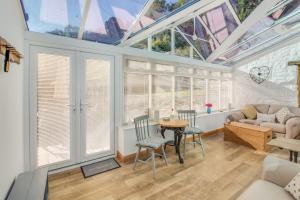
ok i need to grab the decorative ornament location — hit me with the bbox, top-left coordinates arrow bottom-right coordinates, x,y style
249,66 -> 271,84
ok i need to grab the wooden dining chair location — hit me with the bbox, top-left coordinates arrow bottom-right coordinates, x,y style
133,115 -> 168,177
177,110 -> 205,158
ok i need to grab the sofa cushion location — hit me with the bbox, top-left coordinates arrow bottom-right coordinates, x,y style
260,122 -> 286,133
268,105 -> 284,114
237,180 -> 294,200
239,119 -> 260,125
241,105 -> 257,119
289,107 -> 300,117
257,113 -> 276,123
285,171 -> 300,200
229,111 -> 245,122
254,104 -> 270,114
276,107 -> 295,124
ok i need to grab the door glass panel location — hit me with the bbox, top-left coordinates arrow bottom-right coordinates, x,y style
85,58 -> 111,155
37,53 -> 71,167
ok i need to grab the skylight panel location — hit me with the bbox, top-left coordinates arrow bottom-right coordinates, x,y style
219,0 -> 300,62
177,18 -> 217,58
82,0 -> 148,44
22,0 -> 83,38
229,0 -> 264,22
200,3 -> 238,44
131,39 -> 148,49
174,31 -> 191,57
152,29 -> 171,53
132,0 -> 199,34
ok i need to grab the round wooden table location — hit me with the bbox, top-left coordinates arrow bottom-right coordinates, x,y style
158,119 -> 188,164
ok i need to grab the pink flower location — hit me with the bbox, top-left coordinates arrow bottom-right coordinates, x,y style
205,103 -> 212,107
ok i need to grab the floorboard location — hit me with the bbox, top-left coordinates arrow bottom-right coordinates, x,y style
48,133 -> 291,200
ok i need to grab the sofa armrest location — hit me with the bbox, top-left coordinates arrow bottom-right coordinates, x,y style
226,111 -> 245,122
286,117 -> 300,139
261,155 -> 300,187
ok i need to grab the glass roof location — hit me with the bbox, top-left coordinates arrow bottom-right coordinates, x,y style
21,0 -> 300,66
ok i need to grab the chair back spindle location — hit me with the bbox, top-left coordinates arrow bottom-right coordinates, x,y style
134,115 -> 150,141
177,110 -> 196,127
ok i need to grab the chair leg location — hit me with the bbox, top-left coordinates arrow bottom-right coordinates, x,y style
151,149 -> 156,178
183,134 -> 187,157
161,146 -> 168,166
133,146 -> 141,170
199,135 -> 205,157
193,134 -> 196,148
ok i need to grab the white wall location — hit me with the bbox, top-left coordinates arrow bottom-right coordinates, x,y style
233,41 -> 300,109
0,0 -> 25,198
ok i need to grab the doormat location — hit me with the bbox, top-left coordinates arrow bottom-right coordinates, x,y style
81,158 -> 121,178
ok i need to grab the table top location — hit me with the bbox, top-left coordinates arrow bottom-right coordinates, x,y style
268,138 -> 300,152
158,119 -> 188,128
226,122 -> 272,132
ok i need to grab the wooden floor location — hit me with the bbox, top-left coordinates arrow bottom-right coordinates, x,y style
48,133 -> 290,200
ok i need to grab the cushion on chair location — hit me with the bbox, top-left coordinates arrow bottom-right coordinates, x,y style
268,105 -> 284,114
137,136 -> 167,148
239,119 -> 261,125
237,180 -> 294,200
276,107 -> 295,124
184,127 -> 203,135
260,122 -> 286,133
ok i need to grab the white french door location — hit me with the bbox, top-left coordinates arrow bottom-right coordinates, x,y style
29,46 -> 115,170
79,53 -> 115,162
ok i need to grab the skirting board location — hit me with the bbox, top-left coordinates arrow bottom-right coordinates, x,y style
117,128 -> 224,164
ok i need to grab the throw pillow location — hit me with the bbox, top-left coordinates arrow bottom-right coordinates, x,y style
285,171 -> 300,200
257,113 -> 276,123
241,105 -> 257,119
276,107 -> 295,124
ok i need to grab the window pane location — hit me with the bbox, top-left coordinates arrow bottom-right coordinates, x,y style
152,75 -> 172,117
178,18 -> 217,58
131,39 -> 148,50
82,0 -> 147,44
85,59 -> 111,154
135,0 -> 199,33
229,0 -> 263,22
124,73 -> 149,122
175,31 -> 191,57
126,60 -> 151,71
152,29 -> 171,53
22,0 -> 83,38
201,3 -> 238,43
37,53 -> 71,167
207,79 -> 220,111
193,78 -> 206,112
175,77 -> 191,110
155,64 -> 174,72
220,80 -> 232,110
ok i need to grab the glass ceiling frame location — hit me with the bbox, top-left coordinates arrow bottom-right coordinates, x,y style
122,0 -> 287,64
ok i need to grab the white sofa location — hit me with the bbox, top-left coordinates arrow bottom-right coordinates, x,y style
237,156 -> 300,200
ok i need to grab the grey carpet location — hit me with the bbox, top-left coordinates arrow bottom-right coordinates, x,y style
81,158 -> 120,178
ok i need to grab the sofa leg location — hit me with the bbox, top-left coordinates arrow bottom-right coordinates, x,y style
294,152 -> 298,163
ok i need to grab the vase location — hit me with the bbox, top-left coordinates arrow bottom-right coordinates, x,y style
207,107 -> 212,114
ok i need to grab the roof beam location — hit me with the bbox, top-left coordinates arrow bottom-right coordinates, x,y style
78,0 -> 91,39
206,0 -> 282,62
224,0 -> 241,25
195,16 -> 220,47
119,0 -> 218,47
120,0 -> 155,44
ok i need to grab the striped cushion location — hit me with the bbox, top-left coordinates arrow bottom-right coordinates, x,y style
184,127 -> 203,134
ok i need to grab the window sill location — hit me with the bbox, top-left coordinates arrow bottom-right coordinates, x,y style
121,109 -> 237,130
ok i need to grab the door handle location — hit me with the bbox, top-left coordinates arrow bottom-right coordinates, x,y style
80,101 -> 89,112
66,104 -> 76,111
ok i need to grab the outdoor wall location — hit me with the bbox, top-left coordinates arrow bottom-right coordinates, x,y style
0,0 -> 25,199
233,41 -> 300,109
